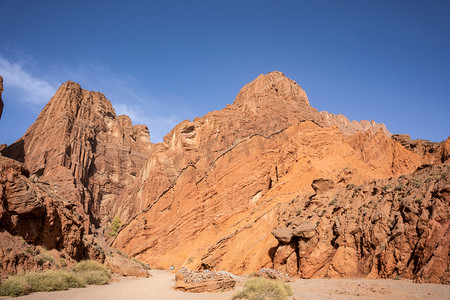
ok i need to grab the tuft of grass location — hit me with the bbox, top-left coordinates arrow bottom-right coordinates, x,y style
328,198 -> 338,206
79,271 -> 110,285
0,276 -> 31,297
132,257 -> 149,270
233,277 -> 293,300
36,248 -> 54,264
0,261 -> 110,297
108,216 -> 123,236
73,260 -> 111,284
73,260 -> 109,274
24,270 -> 85,292
59,258 -> 67,268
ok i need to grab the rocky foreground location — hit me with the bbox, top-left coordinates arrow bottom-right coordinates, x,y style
10,270 -> 450,300
0,71 -> 448,284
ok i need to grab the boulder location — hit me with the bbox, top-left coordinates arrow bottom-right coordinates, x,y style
271,227 -> 293,244
311,178 -> 334,194
105,254 -> 150,277
174,268 -> 236,293
256,268 -> 292,282
292,222 -> 316,239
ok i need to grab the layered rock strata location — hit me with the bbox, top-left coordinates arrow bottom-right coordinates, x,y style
0,156 -> 91,277
1,81 -> 151,230
2,71 -> 448,285
271,164 -> 449,284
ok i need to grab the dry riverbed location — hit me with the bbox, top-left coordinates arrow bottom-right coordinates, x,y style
3,270 -> 449,300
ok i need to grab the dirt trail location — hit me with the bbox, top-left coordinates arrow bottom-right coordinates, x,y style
4,270 -> 449,300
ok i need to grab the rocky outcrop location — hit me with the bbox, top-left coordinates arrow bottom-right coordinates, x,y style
110,72 -> 391,224
1,81 -> 151,230
256,268 -> 291,282
0,155 -> 89,277
270,164 -> 449,284
0,75 -> 3,119
174,268 -> 236,292
392,134 -> 450,164
113,121 -> 422,276
320,111 -> 391,137
104,254 -> 150,277
2,71 -> 448,284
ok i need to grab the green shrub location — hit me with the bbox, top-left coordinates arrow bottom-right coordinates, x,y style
328,198 -> 338,206
0,263 -> 110,297
79,271 -> 110,285
233,277 -> 293,300
73,260 -> 109,275
58,271 -> 85,288
73,260 -> 111,285
109,216 -> 123,236
59,258 -> 67,268
0,276 -> 31,297
36,248 -> 54,264
24,270 -> 79,292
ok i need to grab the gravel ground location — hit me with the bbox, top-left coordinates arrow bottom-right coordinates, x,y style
3,270 -> 449,300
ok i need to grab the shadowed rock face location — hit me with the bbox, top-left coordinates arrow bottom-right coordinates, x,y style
0,156 -> 85,277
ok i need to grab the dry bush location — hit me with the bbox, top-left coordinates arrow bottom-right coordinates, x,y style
233,277 -> 293,300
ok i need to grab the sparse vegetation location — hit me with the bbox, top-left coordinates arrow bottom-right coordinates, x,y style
36,248 -> 54,264
59,258 -> 67,268
382,184 -> 393,192
109,216 -> 123,236
24,270 -> 85,292
233,277 -> 293,300
394,184 -> 404,191
0,276 -> 31,297
328,198 -> 338,206
0,260 -> 111,297
132,257 -> 149,269
347,183 -> 356,190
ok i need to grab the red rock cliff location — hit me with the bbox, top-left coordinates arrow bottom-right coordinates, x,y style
1,81 -> 151,230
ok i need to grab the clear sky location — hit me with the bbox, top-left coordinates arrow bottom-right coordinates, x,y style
0,0 -> 449,144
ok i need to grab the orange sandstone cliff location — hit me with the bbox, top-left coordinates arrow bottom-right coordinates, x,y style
1,72 -> 448,283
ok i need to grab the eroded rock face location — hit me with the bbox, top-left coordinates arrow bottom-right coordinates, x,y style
110,72 -> 392,224
2,71 -> 448,284
1,81 -> 151,229
270,164 -> 450,284
0,156 -> 87,277
104,254 -> 151,277
113,121 -> 423,277
392,134 -> 449,164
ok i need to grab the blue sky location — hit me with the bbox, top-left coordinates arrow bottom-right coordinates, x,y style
0,0 -> 449,144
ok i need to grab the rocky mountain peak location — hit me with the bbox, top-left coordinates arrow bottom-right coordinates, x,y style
233,71 -> 310,110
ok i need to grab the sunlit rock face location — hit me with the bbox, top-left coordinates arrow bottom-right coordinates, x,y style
2,71 -> 448,283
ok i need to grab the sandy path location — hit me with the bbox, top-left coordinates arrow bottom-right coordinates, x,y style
4,270 -> 449,300
8,270 -> 236,300
290,278 -> 450,300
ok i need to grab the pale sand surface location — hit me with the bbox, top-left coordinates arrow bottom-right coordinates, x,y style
3,270 -> 449,300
